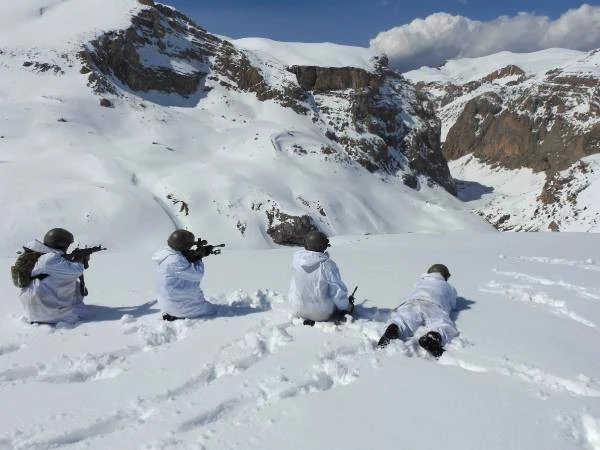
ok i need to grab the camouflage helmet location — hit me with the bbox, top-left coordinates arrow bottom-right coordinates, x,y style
167,229 -> 195,252
427,263 -> 451,281
304,231 -> 330,253
43,228 -> 74,251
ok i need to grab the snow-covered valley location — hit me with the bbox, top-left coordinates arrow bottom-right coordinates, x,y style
406,49 -> 600,232
1,233 -> 600,449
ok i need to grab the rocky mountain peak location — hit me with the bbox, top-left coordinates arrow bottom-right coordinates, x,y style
71,3 -> 459,243
410,49 -> 600,231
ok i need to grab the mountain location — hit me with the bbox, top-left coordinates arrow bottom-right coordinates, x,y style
1,3 -> 599,449
0,0 -> 489,253
405,49 -> 600,232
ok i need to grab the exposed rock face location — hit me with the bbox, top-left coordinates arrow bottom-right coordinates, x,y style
415,55 -> 600,231
80,4 -> 454,194
266,208 -> 318,246
444,78 -> 600,174
80,4 -> 222,96
287,66 -> 373,92
77,3 -> 458,242
481,65 -> 526,84
288,63 -> 455,194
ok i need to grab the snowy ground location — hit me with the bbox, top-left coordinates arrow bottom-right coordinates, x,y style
450,154 -> 600,232
1,233 -> 599,449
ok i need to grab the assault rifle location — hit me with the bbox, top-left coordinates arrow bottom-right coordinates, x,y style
64,245 -> 107,297
194,238 -> 225,256
65,245 -> 107,269
183,239 -> 225,262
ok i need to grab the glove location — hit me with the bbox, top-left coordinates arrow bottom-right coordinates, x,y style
182,249 -> 201,263
72,253 -> 91,269
81,254 -> 91,268
347,302 -> 355,315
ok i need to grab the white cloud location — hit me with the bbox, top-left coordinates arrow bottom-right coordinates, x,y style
369,4 -> 600,71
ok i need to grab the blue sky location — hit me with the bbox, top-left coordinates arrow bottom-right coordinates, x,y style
167,0 -> 590,46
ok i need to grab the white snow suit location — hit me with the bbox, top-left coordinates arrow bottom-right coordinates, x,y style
19,240 -> 89,324
288,249 -> 350,321
389,272 -> 458,345
152,247 -> 216,318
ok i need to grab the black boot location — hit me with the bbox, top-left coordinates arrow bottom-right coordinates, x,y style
303,319 -> 316,327
418,331 -> 444,358
162,312 -> 183,322
377,323 -> 400,348
329,308 -> 350,325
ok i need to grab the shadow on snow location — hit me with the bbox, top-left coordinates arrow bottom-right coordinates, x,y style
454,179 -> 494,202
451,296 -> 476,322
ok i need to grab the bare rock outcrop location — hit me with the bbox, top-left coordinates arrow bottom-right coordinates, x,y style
287,66 -> 374,92
79,4 -> 222,97
443,78 -> 600,174
416,54 -> 600,231
288,63 -> 455,194
266,208 -> 319,246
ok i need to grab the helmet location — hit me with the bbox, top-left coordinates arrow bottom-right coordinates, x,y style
167,229 -> 195,252
427,264 -> 451,281
43,228 -> 74,251
304,231 -> 330,253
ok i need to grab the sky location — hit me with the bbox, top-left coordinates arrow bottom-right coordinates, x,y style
167,1 -> 600,71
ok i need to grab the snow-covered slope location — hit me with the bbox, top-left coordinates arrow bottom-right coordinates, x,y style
405,48 -> 600,232
1,233 -> 599,449
231,38 -> 379,70
405,48 -> 585,86
0,0 -> 489,254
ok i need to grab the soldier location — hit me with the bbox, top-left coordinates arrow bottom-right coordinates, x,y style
17,228 -> 92,324
288,231 -> 354,326
377,264 -> 458,358
152,229 -> 217,321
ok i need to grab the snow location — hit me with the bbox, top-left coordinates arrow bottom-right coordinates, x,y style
404,48 -> 600,140
0,0 -> 142,50
450,153 -> 600,232
1,233 -> 600,449
450,154 -> 546,227
404,48 -> 586,85
0,4 -> 491,254
231,38 -> 379,70
1,2 -> 599,447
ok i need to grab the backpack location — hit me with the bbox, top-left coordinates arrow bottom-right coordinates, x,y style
11,248 -> 46,288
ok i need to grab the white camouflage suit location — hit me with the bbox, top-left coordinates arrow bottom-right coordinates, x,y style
389,272 -> 458,345
152,247 -> 216,318
288,249 -> 350,321
19,240 -> 90,324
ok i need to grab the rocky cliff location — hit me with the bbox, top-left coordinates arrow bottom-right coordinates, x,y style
408,49 -> 600,231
